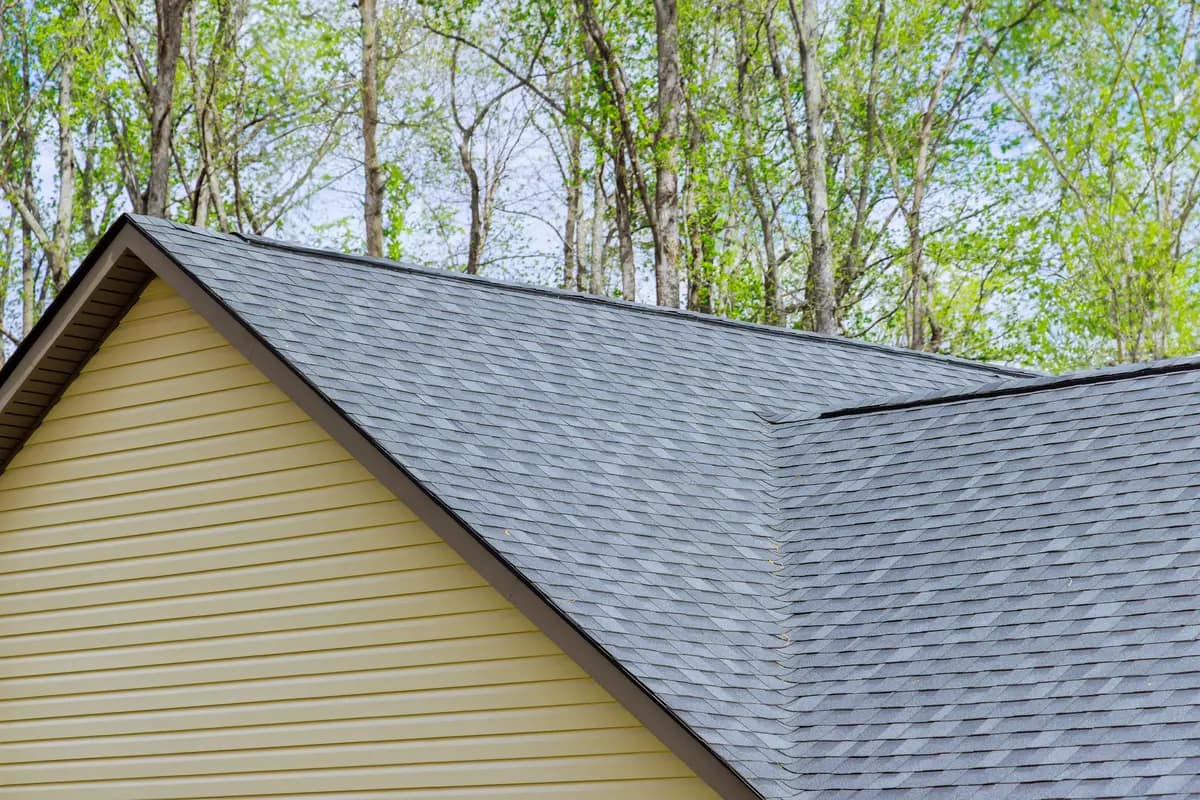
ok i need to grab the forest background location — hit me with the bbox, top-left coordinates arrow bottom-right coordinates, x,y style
2,0 -> 1198,371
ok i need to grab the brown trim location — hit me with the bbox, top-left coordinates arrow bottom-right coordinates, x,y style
103,220 -> 763,800
0,225 -> 151,471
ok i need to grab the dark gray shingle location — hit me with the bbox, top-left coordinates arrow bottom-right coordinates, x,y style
776,366 -> 1200,798
132,215 -> 1019,798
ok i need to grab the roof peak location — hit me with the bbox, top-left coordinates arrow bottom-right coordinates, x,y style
128,214 -> 1033,380
820,354 -> 1200,418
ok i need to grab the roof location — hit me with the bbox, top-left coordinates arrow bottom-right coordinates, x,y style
775,359 -> 1200,798
125,215 -> 1032,798
10,214 -> 1198,799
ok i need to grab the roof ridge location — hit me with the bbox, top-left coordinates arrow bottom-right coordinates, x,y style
819,355 -> 1200,418
130,215 -> 1033,379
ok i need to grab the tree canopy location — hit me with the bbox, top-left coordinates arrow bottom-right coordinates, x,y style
2,0 -> 1198,371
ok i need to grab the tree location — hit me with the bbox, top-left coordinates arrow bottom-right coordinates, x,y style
4,0 -> 1199,375
653,0 -> 682,306
789,0 -> 836,334
147,0 -> 192,216
987,0 -> 1200,366
0,0 -> 93,309
360,0 -> 384,255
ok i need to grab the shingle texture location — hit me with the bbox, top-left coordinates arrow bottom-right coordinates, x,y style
776,364 -> 1200,798
129,215 -> 1200,800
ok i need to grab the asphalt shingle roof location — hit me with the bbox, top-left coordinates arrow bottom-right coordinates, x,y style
775,363 -> 1200,798
125,215 -> 1200,800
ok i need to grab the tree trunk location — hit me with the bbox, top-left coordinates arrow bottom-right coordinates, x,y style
188,0 -> 238,231
745,167 -> 781,325
19,18 -> 33,334
837,0 -> 884,307
80,118 -> 98,241
563,125 -> 582,289
684,187 -> 716,315
904,210 -> 926,350
789,0 -> 836,335
589,159 -> 606,295
146,0 -> 191,218
49,52 -> 75,289
459,136 -> 485,275
188,2 -> 209,227
360,0 -> 384,256
21,166 -> 32,334
653,0 -> 682,307
576,0 -> 661,289
21,225 -> 32,337
735,38 -> 782,325
685,178 -> 701,312
613,144 -> 636,302
576,197 -> 590,293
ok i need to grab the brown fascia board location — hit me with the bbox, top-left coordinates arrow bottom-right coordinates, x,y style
0,221 -> 154,472
0,215 -> 765,800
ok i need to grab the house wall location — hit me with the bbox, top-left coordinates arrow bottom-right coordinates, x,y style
0,278 -> 721,799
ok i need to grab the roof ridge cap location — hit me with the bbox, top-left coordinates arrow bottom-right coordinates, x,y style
131,215 -> 1034,380
819,355 -> 1200,418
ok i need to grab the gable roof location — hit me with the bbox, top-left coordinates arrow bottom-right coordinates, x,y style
26,213 -> 1182,800
130,215 -> 1036,796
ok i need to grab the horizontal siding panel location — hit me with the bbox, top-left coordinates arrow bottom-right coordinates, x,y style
0,460 -> 374,534
1,585 -> 506,657
43,363 -> 269,420
2,607 -> 538,677
179,778 -> 713,800
1,525 -> 450,596
2,543 -> 461,615
101,306 -> 208,347
2,703 -> 642,762
4,401 -> 306,468
0,279 -> 717,799
0,438 -> 352,510
70,343 -> 246,394
0,501 -> 417,574
4,630 -> 563,698
16,382 -> 290,445
83,326 -> 231,371
0,418 -> 329,489
4,678 -> 615,741
4,753 -> 695,799
2,728 -> 669,784
118,292 -> 194,321
0,566 -> 487,637
2,654 -> 590,720
0,480 -> 394,553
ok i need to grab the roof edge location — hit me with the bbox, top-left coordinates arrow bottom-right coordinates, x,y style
121,216 -> 767,800
820,355 -> 1200,418
0,213 -> 131,398
0,215 -> 152,471
136,216 -> 1035,380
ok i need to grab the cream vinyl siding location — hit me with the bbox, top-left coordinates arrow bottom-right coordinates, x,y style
0,278 -> 721,800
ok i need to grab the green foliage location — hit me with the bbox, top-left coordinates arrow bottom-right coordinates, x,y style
4,0 -> 1200,373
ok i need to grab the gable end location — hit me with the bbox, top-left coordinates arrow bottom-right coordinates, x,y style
0,218 -> 763,800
